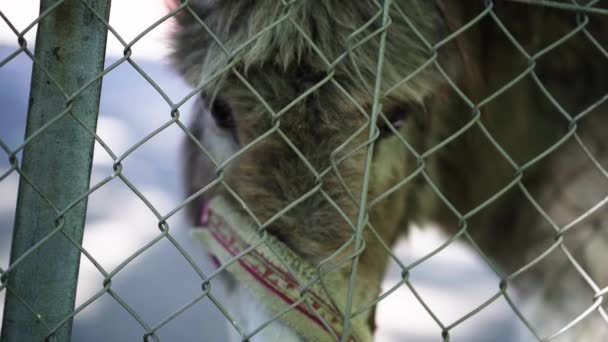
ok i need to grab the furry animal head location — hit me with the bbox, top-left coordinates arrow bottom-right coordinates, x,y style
169,2 -> 608,340
171,0 -> 448,279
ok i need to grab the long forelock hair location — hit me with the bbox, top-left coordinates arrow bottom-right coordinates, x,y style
170,0 -> 448,112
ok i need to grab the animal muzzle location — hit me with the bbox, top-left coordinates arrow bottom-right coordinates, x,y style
191,196 -> 373,342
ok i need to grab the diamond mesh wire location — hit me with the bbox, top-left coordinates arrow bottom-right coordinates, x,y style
0,0 -> 607,341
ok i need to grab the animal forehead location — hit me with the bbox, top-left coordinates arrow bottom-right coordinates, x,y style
240,102 -> 368,135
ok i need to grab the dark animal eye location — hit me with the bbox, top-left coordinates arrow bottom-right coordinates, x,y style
211,98 -> 235,130
378,107 -> 408,138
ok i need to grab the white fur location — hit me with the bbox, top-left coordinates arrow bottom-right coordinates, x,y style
223,281 -> 303,342
200,107 -> 239,164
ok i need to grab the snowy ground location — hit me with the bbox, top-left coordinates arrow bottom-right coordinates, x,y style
0,2 -> 524,341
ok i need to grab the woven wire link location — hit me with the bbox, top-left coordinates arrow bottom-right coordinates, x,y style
0,0 -> 607,341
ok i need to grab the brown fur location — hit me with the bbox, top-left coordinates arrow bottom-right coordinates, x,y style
173,1 -> 608,340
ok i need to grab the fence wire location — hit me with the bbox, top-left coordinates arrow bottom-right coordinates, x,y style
0,0 -> 607,341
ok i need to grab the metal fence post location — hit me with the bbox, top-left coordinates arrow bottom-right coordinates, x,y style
1,0 -> 111,341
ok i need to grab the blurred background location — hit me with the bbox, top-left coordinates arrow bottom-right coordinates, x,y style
0,1 -> 524,341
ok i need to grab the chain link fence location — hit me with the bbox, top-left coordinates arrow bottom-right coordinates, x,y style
1,0 -> 607,341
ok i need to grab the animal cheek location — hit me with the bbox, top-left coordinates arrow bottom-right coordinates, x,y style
201,124 -> 240,165
371,139 -> 412,195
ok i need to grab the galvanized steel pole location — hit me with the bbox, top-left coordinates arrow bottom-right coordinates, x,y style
1,0 -> 111,341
